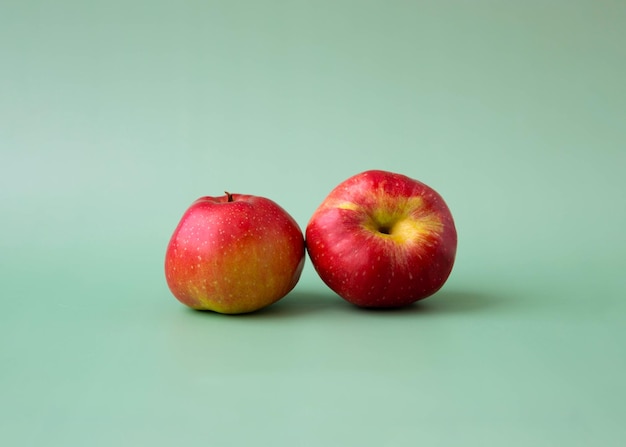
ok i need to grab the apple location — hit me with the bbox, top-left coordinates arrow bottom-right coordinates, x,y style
165,192 -> 305,314
305,170 -> 457,308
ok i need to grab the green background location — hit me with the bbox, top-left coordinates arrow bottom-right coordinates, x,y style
2,1 -> 625,445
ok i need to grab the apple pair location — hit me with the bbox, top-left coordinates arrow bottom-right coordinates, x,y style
164,170 -> 457,314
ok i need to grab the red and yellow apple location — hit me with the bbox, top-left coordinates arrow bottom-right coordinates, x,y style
305,170 -> 457,308
165,193 -> 305,314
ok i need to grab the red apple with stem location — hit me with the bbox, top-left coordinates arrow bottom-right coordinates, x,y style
305,170 -> 457,308
165,192 -> 305,314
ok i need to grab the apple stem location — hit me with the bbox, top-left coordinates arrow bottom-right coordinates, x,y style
225,191 -> 234,202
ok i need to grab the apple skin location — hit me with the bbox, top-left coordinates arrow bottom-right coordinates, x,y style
165,193 -> 305,314
305,170 -> 457,308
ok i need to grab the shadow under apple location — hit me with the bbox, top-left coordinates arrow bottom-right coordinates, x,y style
251,289 -> 340,317
183,287 -> 503,319
351,288 -> 504,315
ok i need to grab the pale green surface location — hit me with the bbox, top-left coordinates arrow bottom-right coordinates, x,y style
1,1 -> 626,446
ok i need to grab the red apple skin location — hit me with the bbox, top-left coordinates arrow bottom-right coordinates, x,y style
165,193 -> 305,314
305,170 -> 457,308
